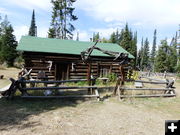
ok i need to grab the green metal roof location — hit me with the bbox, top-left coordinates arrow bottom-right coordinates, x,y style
17,36 -> 134,58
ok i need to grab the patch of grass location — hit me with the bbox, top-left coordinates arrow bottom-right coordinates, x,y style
122,97 -> 180,117
0,65 -> 6,70
176,79 -> 180,83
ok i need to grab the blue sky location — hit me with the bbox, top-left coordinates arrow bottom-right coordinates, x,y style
0,0 -> 180,49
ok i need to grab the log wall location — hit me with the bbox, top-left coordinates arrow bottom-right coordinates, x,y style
23,52 -> 130,80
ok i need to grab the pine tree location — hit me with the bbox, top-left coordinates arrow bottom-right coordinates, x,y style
0,15 -> 2,35
142,38 -> 150,70
101,37 -> 108,43
0,15 -> 10,63
168,46 -> 177,72
28,10 -> 37,36
48,0 -> 78,39
155,40 -> 177,72
132,31 -> 137,67
117,24 -> 138,67
120,23 -> 131,52
93,32 -> 100,42
48,28 -> 56,38
150,29 -> 157,71
109,32 -> 116,43
155,40 -> 170,72
0,16 -> 17,66
139,38 -> 144,69
119,29 -> 124,44
76,31 -> 79,41
115,29 -> 120,44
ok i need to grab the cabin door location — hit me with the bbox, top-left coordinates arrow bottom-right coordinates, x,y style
56,63 -> 68,80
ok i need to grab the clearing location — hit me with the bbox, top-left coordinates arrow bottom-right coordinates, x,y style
0,68 -> 180,135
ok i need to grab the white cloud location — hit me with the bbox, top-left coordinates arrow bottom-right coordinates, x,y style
38,27 -> 49,38
2,0 -> 51,11
107,22 -> 124,28
14,25 -> 29,41
133,22 -> 143,26
14,26 -> 48,41
0,7 -> 12,15
73,30 -> 90,41
90,27 -> 117,38
75,0 -> 180,26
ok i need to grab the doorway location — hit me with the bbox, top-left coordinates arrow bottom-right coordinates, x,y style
56,63 -> 68,80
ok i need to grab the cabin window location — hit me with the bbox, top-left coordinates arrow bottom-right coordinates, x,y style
99,66 -> 110,77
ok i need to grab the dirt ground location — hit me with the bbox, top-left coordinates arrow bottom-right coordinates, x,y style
0,68 -> 180,135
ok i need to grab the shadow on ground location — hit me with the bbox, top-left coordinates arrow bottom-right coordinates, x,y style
0,96 -> 88,131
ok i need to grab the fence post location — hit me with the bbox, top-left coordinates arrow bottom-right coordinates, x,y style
19,77 -> 29,96
87,63 -> 92,94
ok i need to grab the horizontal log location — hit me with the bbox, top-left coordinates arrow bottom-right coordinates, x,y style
31,73 -> 54,76
19,79 -> 93,83
70,69 -> 98,72
31,69 -> 55,72
70,72 -> 87,76
21,95 -> 99,98
70,73 -> 97,76
141,76 -> 166,82
70,76 -> 86,79
121,88 -> 174,91
31,60 -> 51,63
135,80 -> 167,84
30,76 -> 55,79
22,86 -> 115,91
75,66 -> 98,68
45,56 -> 80,60
120,94 -> 176,98
22,86 -> 99,90
26,67 -> 55,70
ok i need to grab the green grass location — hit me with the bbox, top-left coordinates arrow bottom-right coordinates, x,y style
176,79 -> 180,83
122,97 -> 180,117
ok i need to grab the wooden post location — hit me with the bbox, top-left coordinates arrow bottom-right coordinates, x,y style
113,65 -> 125,97
119,65 -> 125,85
97,63 -> 100,77
109,63 -> 112,74
87,63 -> 92,94
55,64 -> 57,80
18,77 -> 29,96
113,77 -> 120,95
67,64 -> 70,80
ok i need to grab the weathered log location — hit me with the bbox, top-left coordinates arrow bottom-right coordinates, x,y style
134,80 -> 167,84
22,86 -> 99,91
120,94 -> 176,98
19,79 -> 96,84
21,95 -> 99,98
121,88 -> 174,91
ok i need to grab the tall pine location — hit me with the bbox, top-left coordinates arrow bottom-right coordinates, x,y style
155,40 -> 170,72
150,29 -> 157,71
93,32 -> 100,42
120,23 -> 131,52
28,10 -> 37,36
132,31 -> 137,67
109,32 -> 116,43
155,40 -> 177,72
141,38 -> 150,70
139,38 -> 144,70
48,0 -> 78,39
119,24 -> 137,68
0,16 -> 17,66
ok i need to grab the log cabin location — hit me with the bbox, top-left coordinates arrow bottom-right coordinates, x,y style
17,36 -> 134,80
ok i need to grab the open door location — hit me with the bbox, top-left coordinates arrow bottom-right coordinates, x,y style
55,63 -> 68,80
